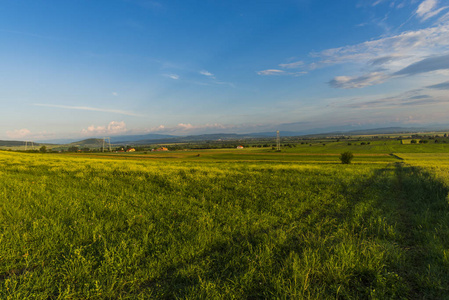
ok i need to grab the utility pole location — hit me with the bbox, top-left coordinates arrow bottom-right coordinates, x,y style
103,137 -> 111,152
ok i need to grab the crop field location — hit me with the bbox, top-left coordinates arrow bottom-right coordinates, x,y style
1,150 -> 449,298
278,140 -> 449,154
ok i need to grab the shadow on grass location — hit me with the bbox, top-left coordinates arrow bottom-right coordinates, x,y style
136,163 -> 449,299
389,163 -> 449,298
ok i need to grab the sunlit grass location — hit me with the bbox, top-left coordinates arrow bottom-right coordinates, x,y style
0,151 -> 448,298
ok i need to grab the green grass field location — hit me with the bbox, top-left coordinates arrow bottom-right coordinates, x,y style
1,150 -> 449,298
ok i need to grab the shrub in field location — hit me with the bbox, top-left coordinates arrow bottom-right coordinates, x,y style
340,151 -> 354,164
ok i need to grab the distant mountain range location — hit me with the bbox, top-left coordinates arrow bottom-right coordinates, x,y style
35,133 -> 177,144
3,126 -> 448,148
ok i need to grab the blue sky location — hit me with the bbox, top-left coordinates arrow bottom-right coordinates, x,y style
1,0 -> 449,140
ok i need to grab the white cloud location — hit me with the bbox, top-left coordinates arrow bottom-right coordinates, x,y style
329,52 -> 449,89
314,23 -> 449,67
145,123 -> 234,134
310,19 -> 449,88
416,0 -> 447,21
108,121 -> 127,133
176,123 -> 194,130
112,92 -> 118,96
174,123 -> 227,131
255,2 -> 449,87
200,70 -> 215,78
6,128 -> 31,139
257,69 -> 285,75
82,121 -> 128,135
148,125 -> 165,132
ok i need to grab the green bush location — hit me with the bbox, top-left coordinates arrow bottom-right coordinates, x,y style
340,151 -> 354,164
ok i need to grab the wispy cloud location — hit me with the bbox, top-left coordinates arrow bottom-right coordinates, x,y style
329,72 -> 390,89
200,70 -> 215,79
369,54 -> 407,66
257,69 -> 306,76
319,19 -> 449,88
372,0 -> 387,6
416,0 -> 448,21
314,23 -> 449,66
334,89 -> 447,109
426,80 -> 449,89
439,11 -> 449,23
279,60 -> 304,69
260,3 -> 449,87
257,69 -> 285,76
393,53 -> 449,75
165,74 -> 180,80
329,53 -> 449,88
34,104 -> 143,117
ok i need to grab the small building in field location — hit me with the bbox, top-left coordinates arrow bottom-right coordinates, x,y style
127,148 -> 136,152
154,147 -> 168,151
236,145 -> 244,149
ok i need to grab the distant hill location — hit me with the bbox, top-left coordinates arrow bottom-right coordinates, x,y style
65,139 -> 106,148
0,140 -> 42,147
36,133 -> 177,144
132,133 -> 261,144
110,133 -> 177,143
339,127 -> 424,135
18,125 -> 449,149
62,127 -> 448,147
310,127 -> 433,137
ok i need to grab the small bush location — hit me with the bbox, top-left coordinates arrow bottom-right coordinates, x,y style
340,152 -> 354,164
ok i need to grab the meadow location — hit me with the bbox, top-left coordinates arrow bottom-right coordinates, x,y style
1,148 -> 449,298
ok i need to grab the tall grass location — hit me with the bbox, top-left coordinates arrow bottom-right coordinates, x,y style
0,151 -> 448,298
